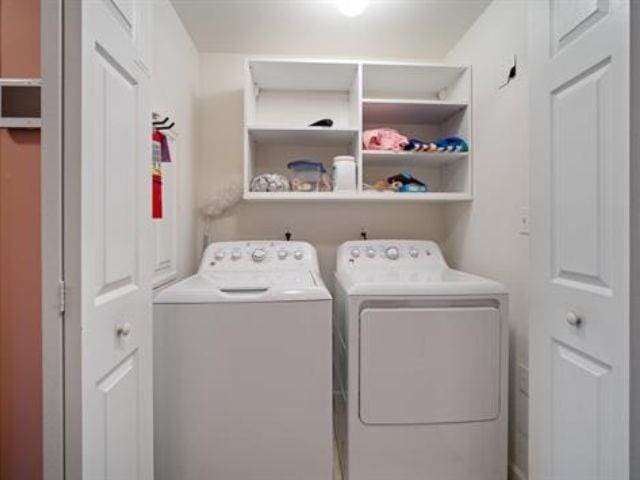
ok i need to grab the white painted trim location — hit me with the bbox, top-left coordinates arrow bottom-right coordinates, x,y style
41,0 -> 64,479
630,3 -> 640,478
509,463 -> 527,480
62,1 -> 83,479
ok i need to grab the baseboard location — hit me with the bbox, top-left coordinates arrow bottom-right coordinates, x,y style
509,463 -> 527,480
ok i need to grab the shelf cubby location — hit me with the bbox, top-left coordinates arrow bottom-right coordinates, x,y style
245,59 -> 360,129
362,62 -> 469,102
362,99 -> 468,124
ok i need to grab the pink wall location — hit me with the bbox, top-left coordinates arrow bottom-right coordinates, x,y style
0,1 -> 43,479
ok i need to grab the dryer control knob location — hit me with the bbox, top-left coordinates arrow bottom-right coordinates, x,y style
366,247 -> 377,258
214,251 -> 225,261
293,250 -> 304,260
409,248 -> 419,258
231,249 -> 242,260
385,246 -> 400,260
252,248 -> 267,262
350,247 -> 361,258
277,249 -> 288,260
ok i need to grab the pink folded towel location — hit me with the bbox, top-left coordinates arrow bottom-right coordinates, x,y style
363,128 -> 408,152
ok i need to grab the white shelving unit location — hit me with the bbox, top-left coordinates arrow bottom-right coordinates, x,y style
243,58 -> 472,202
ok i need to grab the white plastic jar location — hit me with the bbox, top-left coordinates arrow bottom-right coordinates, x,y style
332,155 -> 357,191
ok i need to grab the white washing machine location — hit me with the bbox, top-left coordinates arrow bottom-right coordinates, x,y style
154,241 -> 333,480
333,240 -> 508,480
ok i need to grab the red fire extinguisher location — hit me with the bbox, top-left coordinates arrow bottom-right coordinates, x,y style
152,130 -> 163,219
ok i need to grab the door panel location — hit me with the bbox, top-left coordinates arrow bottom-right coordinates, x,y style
105,0 -> 134,30
530,1 -> 629,479
550,341 -> 612,480
98,353 -> 140,480
98,0 -> 151,72
550,57 -> 613,295
93,42 -> 139,297
551,0 -> 609,53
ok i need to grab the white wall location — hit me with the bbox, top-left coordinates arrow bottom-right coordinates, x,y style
198,53 -> 446,283
443,2 -> 530,479
193,4 -> 531,476
152,0 -> 201,278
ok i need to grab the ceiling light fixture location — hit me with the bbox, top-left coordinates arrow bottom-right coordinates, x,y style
336,0 -> 369,17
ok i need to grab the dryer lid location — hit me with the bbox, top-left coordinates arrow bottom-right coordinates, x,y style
154,270 -> 331,303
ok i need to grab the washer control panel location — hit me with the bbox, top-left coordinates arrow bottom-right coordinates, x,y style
200,241 -> 319,272
338,240 -> 448,270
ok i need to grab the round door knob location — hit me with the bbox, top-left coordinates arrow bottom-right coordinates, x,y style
231,249 -> 242,260
566,311 -> 582,327
214,251 -> 225,261
116,323 -> 132,337
366,247 -> 376,258
293,250 -> 304,260
277,250 -> 288,260
385,246 -> 400,260
252,248 -> 267,262
350,247 -> 361,258
409,248 -> 419,258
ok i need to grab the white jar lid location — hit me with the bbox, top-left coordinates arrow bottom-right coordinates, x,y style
333,155 -> 355,163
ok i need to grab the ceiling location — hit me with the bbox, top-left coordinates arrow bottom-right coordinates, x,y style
169,0 -> 492,59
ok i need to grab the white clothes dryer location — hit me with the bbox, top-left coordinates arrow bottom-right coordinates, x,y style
154,241 -> 333,480
333,240 -> 508,480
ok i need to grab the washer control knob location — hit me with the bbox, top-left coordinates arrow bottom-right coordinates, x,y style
231,249 -> 242,261
409,247 -> 419,258
277,249 -> 288,260
350,247 -> 361,258
252,248 -> 267,262
214,251 -> 225,261
366,247 -> 377,258
293,250 -> 304,260
385,246 -> 400,260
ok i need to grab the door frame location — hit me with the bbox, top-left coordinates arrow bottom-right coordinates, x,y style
41,0 -> 64,479
631,3 -> 640,478
41,1 -> 86,479
43,2 -> 155,479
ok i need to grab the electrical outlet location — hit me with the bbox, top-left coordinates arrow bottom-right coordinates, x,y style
517,363 -> 529,397
519,206 -> 530,235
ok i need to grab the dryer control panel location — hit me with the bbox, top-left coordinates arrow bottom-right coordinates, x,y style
199,240 -> 321,272
337,240 -> 448,271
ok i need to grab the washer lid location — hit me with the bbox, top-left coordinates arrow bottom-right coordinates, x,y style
154,270 -> 331,304
337,267 -> 506,296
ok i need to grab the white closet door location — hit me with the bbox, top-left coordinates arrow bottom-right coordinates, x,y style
74,0 -> 153,478
529,1 -> 630,480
